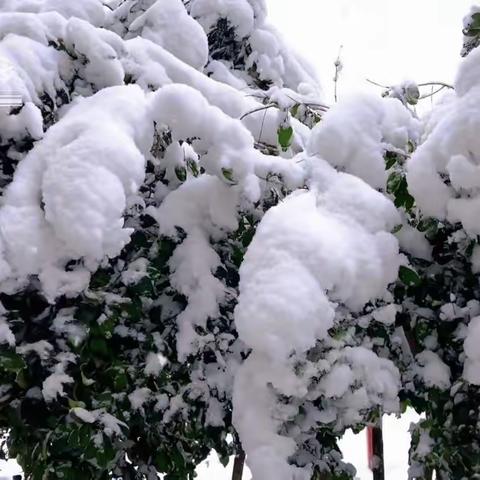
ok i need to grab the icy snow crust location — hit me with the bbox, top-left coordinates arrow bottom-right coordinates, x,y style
0,1 -> 422,479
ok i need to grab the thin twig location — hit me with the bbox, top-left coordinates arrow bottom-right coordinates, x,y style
333,45 -> 343,103
258,104 -> 269,142
417,81 -> 453,89
240,104 -> 275,120
284,94 -> 330,111
419,85 -> 447,100
366,78 -> 389,89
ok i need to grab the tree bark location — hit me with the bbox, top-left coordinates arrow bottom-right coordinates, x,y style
232,449 -> 246,480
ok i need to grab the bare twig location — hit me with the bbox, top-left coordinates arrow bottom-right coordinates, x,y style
333,45 -> 344,102
417,81 -> 453,89
366,78 -> 390,89
240,104 -> 275,120
284,94 -> 329,112
366,78 -> 453,106
258,104 -> 269,142
419,85 -> 447,100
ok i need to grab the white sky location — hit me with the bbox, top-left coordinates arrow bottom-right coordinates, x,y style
267,0 -> 476,102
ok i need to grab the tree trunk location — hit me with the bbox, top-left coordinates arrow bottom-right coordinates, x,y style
371,420 -> 385,480
232,449 -> 246,480
424,468 -> 434,480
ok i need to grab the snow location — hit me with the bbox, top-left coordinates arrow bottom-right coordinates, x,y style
189,0 -> 320,92
457,42 -> 480,94
233,158 -> 402,479
395,224 -> 432,261
51,309 -> 86,347
167,230 -> 225,359
144,352 -> 168,376
190,0 -> 263,39
320,364 -> 355,398
99,412 -> 128,437
128,387 -> 152,411
0,85 -> 150,299
65,18 -> 125,91
463,316 -> 480,385
192,410 -> 423,480
72,407 -> 97,424
236,185 -> 395,356
0,319 -> 15,346
41,372 -> 73,402
235,183 -> 400,359
17,340 -> 53,361
124,36 -> 313,148
140,82 -> 308,360
234,354 -> 309,480
0,27 -> 67,103
147,176 -> 238,359
308,94 -> 419,190
71,407 -> 128,437
407,47 -> 480,240
128,0 -> 208,70
0,0 -> 106,25
372,304 -> 399,326
0,303 -> 14,346
0,1 -> 467,479
415,351 -> 451,390
149,83 -> 255,180
121,257 -> 149,285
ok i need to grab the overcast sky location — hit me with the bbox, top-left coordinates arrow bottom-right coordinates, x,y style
267,0 -> 475,102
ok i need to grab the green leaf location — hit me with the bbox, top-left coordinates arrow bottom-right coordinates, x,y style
154,451 -> 170,472
290,104 -> 300,117
68,399 -> 87,409
130,276 -> 153,296
0,351 -> 26,373
221,168 -> 235,183
231,246 -> 244,268
81,368 -> 95,386
385,151 -> 398,170
112,369 -> 128,392
89,337 -> 109,357
277,125 -> 293,151
417,217 -> 436,233
175,166 -> 187,182
466,12 -> 480,35
387,172 -> 415,211
89,269 -> 111,289
15,368 -> 29,388
187,159 -> 199,177
76,305 -> 100,326
387,171 -> 403,193
95,440 -> 117,469
218,453 -> 229,467
399,265 -> 421,287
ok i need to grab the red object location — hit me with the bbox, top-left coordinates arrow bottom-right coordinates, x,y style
367,426 -> 374,471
